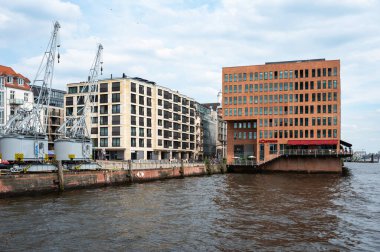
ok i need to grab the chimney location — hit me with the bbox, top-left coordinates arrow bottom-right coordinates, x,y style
122,73 -> 126,78
110,74 -> 113,79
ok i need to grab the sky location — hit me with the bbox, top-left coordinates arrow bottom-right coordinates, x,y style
1,0 -> 380,153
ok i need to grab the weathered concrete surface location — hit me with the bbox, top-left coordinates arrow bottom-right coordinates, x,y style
0,164 -> 223,198
261,156 -> 342,173
228,156 -> 342,173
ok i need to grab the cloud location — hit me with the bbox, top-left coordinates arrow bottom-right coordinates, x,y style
1,0 -> 380,152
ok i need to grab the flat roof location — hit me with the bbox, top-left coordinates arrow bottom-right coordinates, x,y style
223,58 -> 339,69
265,58 -> 325,65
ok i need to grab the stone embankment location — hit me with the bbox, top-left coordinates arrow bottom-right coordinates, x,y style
0,161 -> 227,198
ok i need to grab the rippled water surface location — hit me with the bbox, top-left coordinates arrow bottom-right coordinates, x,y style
1,163 -> 380,251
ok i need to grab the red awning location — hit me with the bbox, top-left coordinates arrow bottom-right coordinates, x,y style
287,140 -> 339,146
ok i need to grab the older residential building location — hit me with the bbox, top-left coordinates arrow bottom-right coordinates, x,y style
222,59 -> 345,164
0,65 -> 33,126
65,76 -> 198,160
32,86 -> 65,152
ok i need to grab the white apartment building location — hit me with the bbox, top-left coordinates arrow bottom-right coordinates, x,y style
65,76 -> 199,161
0,65 -> 34,126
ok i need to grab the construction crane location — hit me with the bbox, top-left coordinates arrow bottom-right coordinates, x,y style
54,44 -> 103,165
0,21 -> 61,164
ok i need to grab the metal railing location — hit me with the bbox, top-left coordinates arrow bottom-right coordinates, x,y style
9,99 -> 24,105
279,149 -> 353,156
229,149 -> 353,166
97,160 -> 204,170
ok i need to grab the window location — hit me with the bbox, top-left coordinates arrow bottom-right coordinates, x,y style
139,139 -> 144,147
112,104 -> 120,114
224,74 -> 228,82
10,90 -> 15,100
7,76 -> 13,83
112,93 -> 120,102
112,127 -> 120,136
112,82 -> 120,91
24,93 -> 29,102
18,78 -> 24,85
139,85 -> 144,94
112,115 -> 120,124
0,77 -> 4,89
99,116 -> 108,125
100,127 -> 108,136
131,82 -> 136,92
99,94 -> 108,103
100,138 -> 108,147
112,138 -> 120,147
0,92 -> 4,107
99,83 -> 108,92
0,109 -> 4,124
100,105 -> 108,114
139,106 -> 144,115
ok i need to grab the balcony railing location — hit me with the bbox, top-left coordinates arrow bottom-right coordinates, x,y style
279,149 -> 353,156
9,99 -> 24,105
230,149 -> 353,166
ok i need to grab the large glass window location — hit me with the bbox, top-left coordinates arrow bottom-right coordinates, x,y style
112,104 -> 120,114
100,127 -> 108,136
112,93 -> 120,102
112,138 -> 120,147
99,83 -> 108,92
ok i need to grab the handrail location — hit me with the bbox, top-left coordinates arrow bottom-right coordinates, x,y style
229,149 -> 353,166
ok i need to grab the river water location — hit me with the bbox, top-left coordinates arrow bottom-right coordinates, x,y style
1,163 -> 379,251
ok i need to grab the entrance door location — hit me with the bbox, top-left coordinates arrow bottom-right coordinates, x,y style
260,144 -> 265,161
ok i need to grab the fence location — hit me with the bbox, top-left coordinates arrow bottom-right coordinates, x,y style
97,160 -> 204,170
230,149 -> 353,166
279,149 -> 353,156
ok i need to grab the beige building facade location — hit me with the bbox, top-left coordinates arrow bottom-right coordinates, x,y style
65,76 -> 198,160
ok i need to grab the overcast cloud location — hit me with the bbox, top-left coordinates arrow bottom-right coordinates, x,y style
0,0 -> 379,152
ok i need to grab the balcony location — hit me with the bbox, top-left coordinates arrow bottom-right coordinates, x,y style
9,99 -> 24,105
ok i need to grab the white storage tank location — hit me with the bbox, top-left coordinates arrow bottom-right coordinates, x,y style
0,135 -> 48,161
54,139 -> 92,161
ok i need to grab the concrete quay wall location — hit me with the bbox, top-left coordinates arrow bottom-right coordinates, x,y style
261,156 -> 342,173
0,164 -> 225,198
229,156 -> 343,173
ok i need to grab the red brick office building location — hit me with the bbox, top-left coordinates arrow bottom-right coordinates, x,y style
222,59 -> 342,164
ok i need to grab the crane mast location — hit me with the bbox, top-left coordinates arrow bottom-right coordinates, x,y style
54,44 -> 103,161
3,21 -> 60,136
57,44 -> 103,140
0,21 -> 60,163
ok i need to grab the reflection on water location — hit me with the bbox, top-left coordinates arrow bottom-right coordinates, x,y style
1,163 -> 380,251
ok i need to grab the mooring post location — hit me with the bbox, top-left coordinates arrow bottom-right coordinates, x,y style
128,160 -> 133,183
180,159 -> 185,178
57,160 -> 64,191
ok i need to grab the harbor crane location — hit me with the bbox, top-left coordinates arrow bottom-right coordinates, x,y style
0,21 -> 61,164
54,44 -> 103,167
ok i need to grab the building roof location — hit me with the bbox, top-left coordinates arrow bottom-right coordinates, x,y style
0,65 -> 31,91
201,103 -> 220,111
265,59 -> 326,65
223,58 -> 339,69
